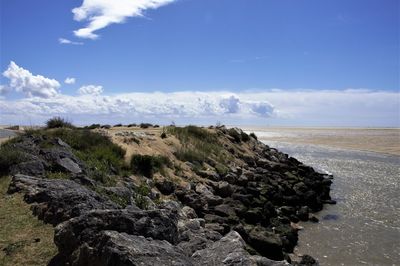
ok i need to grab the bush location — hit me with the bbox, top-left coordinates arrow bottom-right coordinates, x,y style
87,124 -> 101,129
128,123 -> 137,127
135,184 -> 151,209
160,132 -> 167,139
241,132 -> 250,142
227,128 -> 242,143
140,123 -> 153,129
166,126 -> 230,165
249,132 -> 258,140
130,154 -> 171,178
0,145 -> 26,175
101,125 -> 111,129
114,124 -> 123,127
46,117 -> 74,129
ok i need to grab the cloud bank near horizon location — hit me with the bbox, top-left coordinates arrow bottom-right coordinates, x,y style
0,61 -> 398,127
72,0 -> 176,39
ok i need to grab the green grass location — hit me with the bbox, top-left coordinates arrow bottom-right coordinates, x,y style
166,126 -> 231,166
0,176 -> 57,265
46,117 -> 74,129
0,145 -> 27,176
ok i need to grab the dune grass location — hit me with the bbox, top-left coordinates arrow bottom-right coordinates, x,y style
166,125 -> 231,166
0,176 -> 57,266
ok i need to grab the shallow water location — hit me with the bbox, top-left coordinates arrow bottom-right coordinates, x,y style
262,140 -> 400,266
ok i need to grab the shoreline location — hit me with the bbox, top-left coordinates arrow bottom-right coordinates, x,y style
242,127 -> 400,156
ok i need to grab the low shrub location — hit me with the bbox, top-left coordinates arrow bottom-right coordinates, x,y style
135,184 -> 151,209
249,132 -> 258,140
0,145 -> 26,175
140,123 -> 153,129
128,123 -> 137,127
113,124 -> 123,127
46,117 -> 74,129
87,124 -> 101,129
101,125 -> 111,129
130,154 -> 171,178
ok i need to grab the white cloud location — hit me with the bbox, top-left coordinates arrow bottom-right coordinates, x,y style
0,87 -> 398,127
58,38 -> 84,45
78,85 -> 104,95
0,85 -> 11,95
72,0 -> 176,39
64,77 -> 76,84
2,61 -> 60,98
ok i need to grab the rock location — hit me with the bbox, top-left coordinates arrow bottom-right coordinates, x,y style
54,231 -> 193,266
273,224 -> 298,253
297,206 -> 310,221
309,215 -> 319,223
155,179 -> 176,195
216,181 -> 234,197
205,223 -> 225,234
213,204 -> 236,217
8,174 -> 118,225
54,208 -> 179,262
57,157 -> 82,174
197,170 -> 220,181
192,231 -> 288,266
180,206 -> 198,219
10,160 -> 46,176
244,208 -> 264,224
293,254 -> 319,266
244,226 -> 284,261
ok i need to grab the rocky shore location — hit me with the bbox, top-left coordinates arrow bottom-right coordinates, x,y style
1,125 -> 334,265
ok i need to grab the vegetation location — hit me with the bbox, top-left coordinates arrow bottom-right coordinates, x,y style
249,132 -> 258,140
139,123 -> 153,129
0,145 -> 26,176
18,126 -> 126,185
134,183 -> 151,209
86,124 -> 101,129
130,154 -> 171,178
227,128 -> 251,142
0,176 -> 57,265
45,117 -> 74,129
166,125 -> 230,165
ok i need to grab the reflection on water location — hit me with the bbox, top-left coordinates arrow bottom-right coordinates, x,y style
263,141 -> 400,266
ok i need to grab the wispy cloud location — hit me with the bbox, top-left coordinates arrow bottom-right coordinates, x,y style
2,61 -> 60,98
72,0 -> 176,39
64,77 -> 76,84
229,56 -> 268,64
58,38 -> 84,45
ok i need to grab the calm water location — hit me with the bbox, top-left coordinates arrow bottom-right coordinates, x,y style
261,140 -> 400,265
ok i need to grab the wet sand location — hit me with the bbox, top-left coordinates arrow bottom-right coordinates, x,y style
242,127 -> 400,156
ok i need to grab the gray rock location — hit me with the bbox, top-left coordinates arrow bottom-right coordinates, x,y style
60,231 -> 193,266
57,157 -> 82,174
10,160 -> 46,176
8,174 -> 118,225
192,231 -> 288,266
217,181 -> 234,197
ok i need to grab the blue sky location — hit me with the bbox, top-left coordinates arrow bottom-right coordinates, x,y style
0,0 -> 399,126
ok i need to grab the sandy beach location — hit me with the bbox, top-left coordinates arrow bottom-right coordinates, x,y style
243,127 -> 400,156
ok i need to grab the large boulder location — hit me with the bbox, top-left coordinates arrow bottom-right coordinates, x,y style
54,208 -> 179,263
8,174 -> 118,225
192,231 -> 288,266
52,231 -> 193,266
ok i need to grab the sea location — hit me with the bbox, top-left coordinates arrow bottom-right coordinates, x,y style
245,128 -> 400,266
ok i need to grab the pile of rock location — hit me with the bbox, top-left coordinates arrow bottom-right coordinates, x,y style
5,128 -> 334,265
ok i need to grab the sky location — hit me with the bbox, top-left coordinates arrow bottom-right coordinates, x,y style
0,0 -> 399,126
